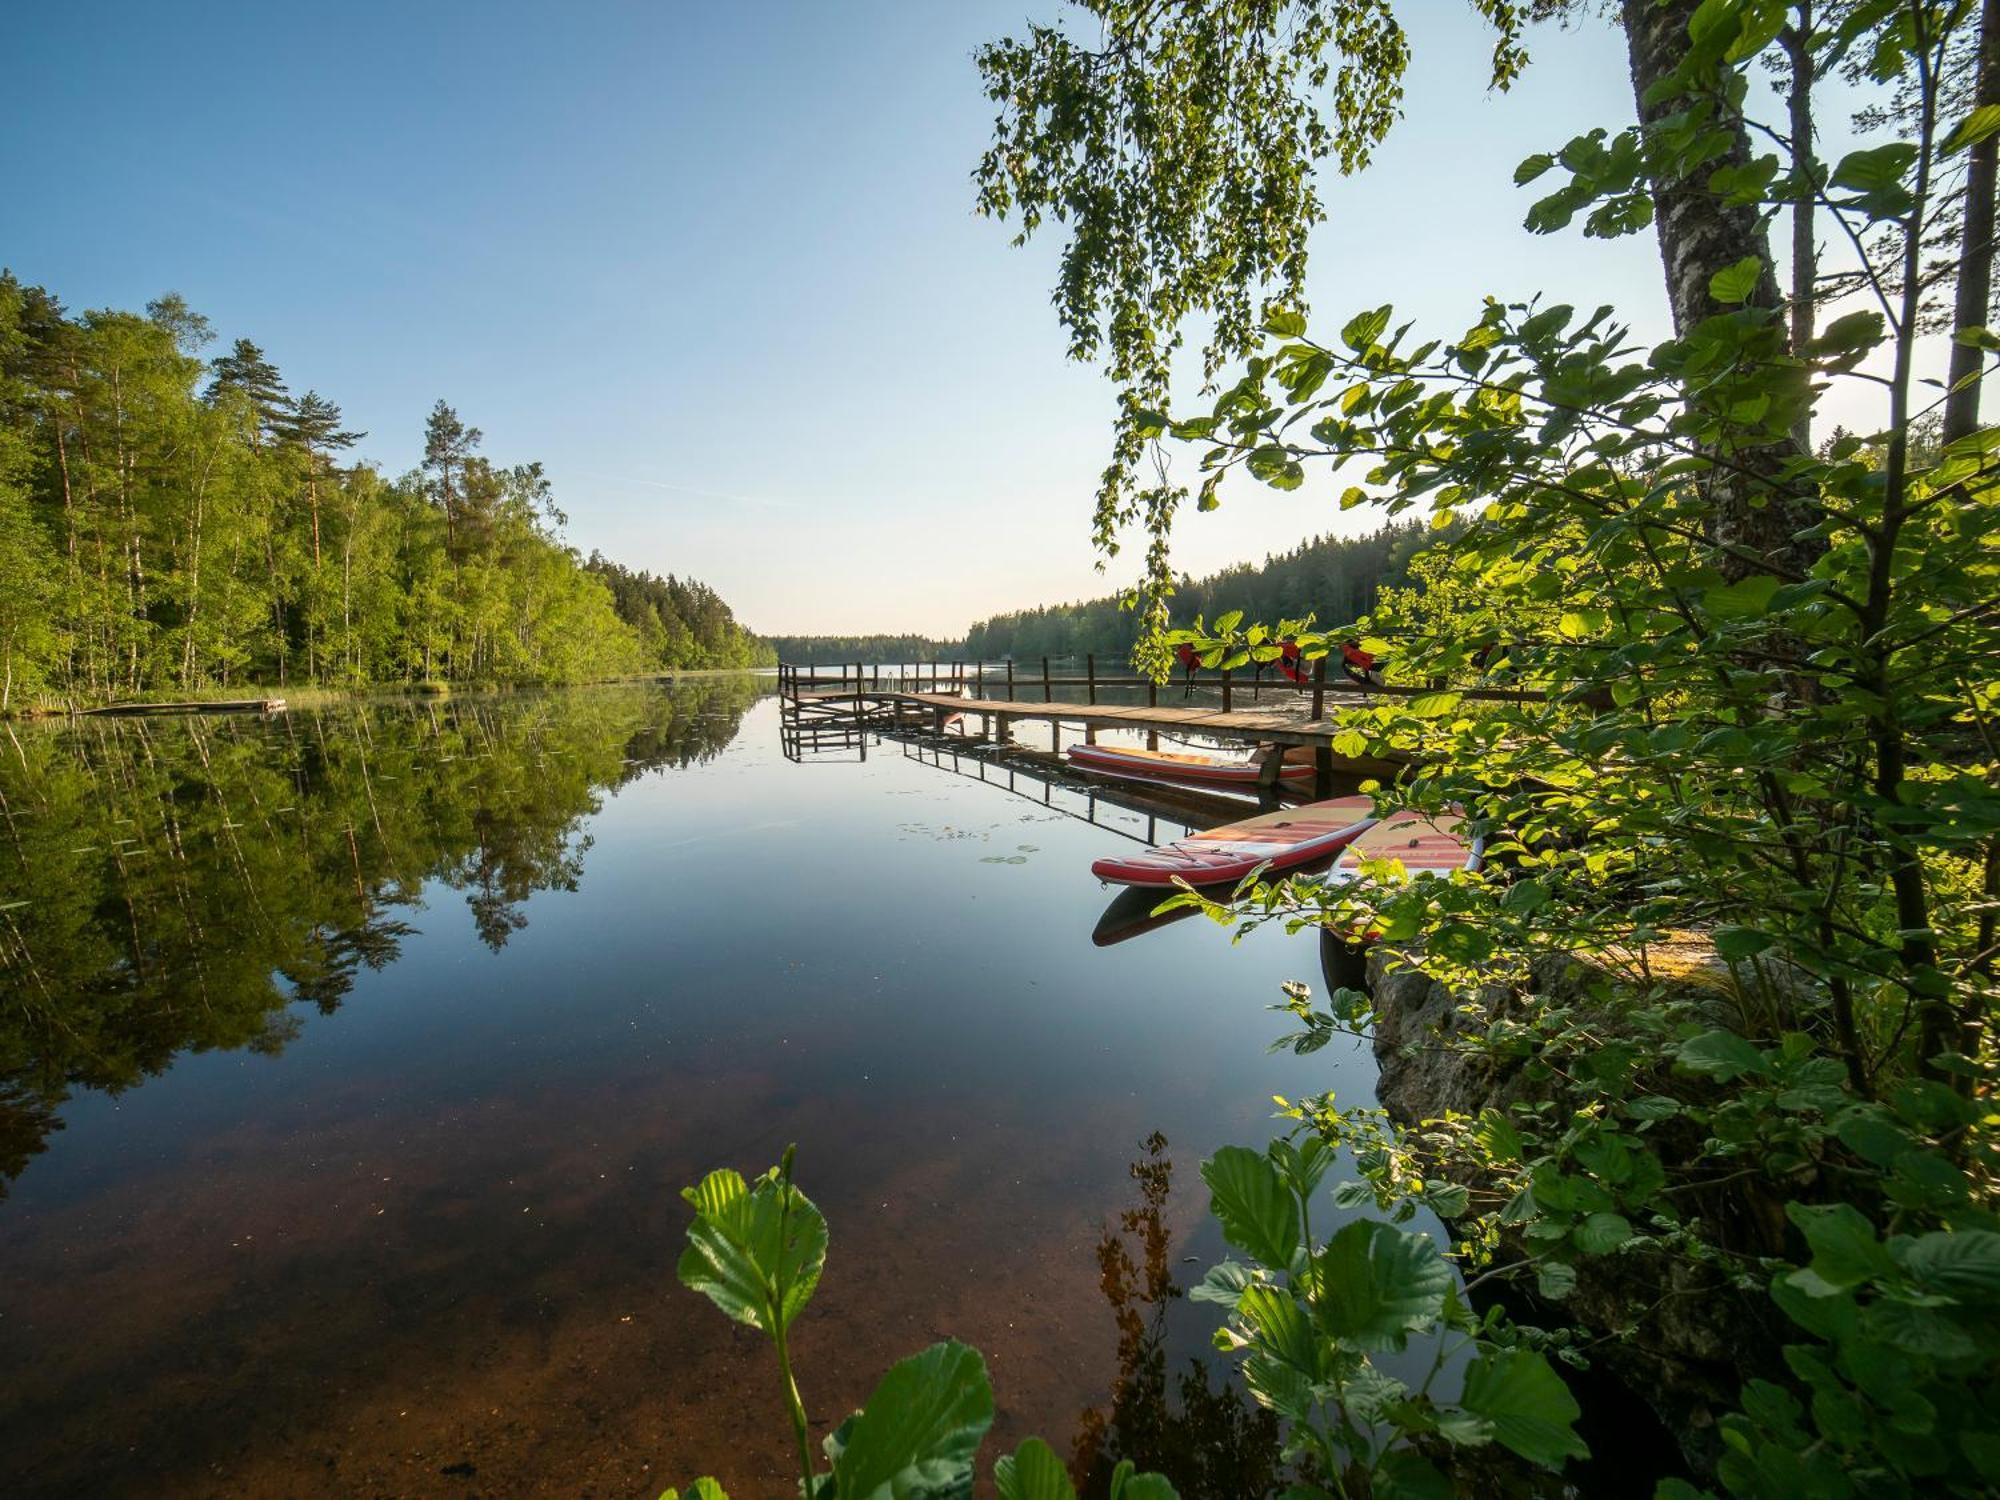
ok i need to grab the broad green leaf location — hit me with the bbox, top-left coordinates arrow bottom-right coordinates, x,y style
1459,1349 -> 1587,1469
1944,104 -> 2000,154
1902,1231 -> 2000,1302
833,1340 -> 994,1500
1373,1448 -> 1453,1500
1202,1147 -> 1301,1269
1674,1030 -> 1767,1081
1707,256 -> 1761,305
1713,926 -> 1775,962
1188,1260 -> 1259,1306
1784,1203 -> 1893,1293
994,1436 -> 1075,1500
1108,1460 -> 1179,1499
1264,309 -> 1309,338
1342,305 -> 1392,352
1309,1219 -> 1452,1351
678,1167 -> 828,1339
1574,1212 -> 1634,1255
660,1482 -> 728,1500
1702,575 -> 1780,619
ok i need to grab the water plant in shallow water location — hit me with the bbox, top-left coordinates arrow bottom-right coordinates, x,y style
662,1145 -> 1181,1499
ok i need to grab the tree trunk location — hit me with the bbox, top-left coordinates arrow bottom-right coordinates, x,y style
1622,0 -> 1820,580
1945,0 -> 2000,444
1781,3 -> 1816,449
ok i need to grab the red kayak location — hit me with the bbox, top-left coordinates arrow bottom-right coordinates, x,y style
1090,796 -> 1377,888
1067,743 -> 1314,788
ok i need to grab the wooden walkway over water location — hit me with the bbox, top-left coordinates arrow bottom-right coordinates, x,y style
777,658 -> 1434,792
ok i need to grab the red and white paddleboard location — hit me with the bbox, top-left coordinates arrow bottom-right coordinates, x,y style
1067,743 -> 1314,788
1090,796 -> 1377,889
1325,807 -> 1484,882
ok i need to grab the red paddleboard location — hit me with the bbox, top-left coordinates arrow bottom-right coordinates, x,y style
1067,743 -> 1314,788
1090,796 -> 1377,888
1326,807 -> 1484,882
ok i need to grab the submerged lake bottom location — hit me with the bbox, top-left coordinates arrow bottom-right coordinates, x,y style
0,682 -> 1384,1497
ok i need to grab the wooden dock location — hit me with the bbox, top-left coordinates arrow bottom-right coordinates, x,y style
777,659 -> 1417,794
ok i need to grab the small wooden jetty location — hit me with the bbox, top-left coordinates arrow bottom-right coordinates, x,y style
79,697 -> 288,717
776,657 -> 1465,794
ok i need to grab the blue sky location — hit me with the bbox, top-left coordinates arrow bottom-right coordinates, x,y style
11,1 -> 1671,635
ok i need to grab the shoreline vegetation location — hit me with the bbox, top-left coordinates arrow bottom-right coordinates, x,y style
2,668 -> 775,719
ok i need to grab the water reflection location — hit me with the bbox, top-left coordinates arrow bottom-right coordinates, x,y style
0,679 -> 764,1196
1074,1132 -> 1287,1499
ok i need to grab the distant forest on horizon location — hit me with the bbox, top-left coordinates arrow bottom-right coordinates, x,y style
774,519 -> 1437,665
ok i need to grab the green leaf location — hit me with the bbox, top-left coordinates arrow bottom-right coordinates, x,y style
1575,1212 -> 1634,1255
1189,1261 -> 1259,1306
1109,1461 -> 1179,1500
678,1167 -> 829,1339
1342,305 -> 1392,352
1785,1203 -> 1893,1293
1713,926 -> 1775,962
1264,309 -> 1309,338
1202,1147 -> 1302,1270
1514,152 -> 1556,186
1702,575 -> 1780,620
1309,1219 -> 1453,1351
1247,446 -> 1305,491
1831,143 -> 1918,215
660,1482 -> 729,1500
833,1341 -> 994,1500
994,1437 -> 1075,1500
1373,1449 -> 1454,1500
1902,1231 -> 2000,1302
1459,1349 -> 1587,1470
1675,1030 -> 1767,1081
1944,104 -> 2000,154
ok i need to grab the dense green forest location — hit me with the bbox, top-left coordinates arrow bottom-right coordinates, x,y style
961,518 -> 1433,660
584,554 -> 774,670
0,275 -> 769,707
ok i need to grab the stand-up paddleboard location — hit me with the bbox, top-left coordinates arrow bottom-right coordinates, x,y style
1090,796 -> 1377,889
1067,743 -> 1315,789
1325,806 -> 1484,882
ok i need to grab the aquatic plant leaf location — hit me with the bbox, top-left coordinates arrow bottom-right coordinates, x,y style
1309,1220 -> 1452,1351
832,1340 -> 993,1500
1902,1231 -> 2000,1303
659,1482 -> 729,1500
678,1166 -> 828,1338
1372,1449 -> 1453,1500
1201,1147 -> 1301,1270
994,1436 -> 1074,1500
1108,1463 -> 1178,1500
1459,1348 -> 1586,1470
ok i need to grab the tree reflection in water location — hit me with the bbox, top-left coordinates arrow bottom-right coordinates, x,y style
1074,1131 -> 1288,1498
0,679 -> 765,1195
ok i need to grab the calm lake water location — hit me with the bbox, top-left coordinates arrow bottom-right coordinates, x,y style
0,681 -> 1385,1498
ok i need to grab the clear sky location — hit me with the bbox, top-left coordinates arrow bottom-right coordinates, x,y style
10,1 -> 1675,636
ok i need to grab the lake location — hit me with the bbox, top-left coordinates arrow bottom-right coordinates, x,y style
0,681 -> 1385,1498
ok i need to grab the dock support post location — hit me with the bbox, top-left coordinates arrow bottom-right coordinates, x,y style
1086,653 -> 1097,705
1315,744 -> 1334,799
1052,718 -> 1060,753
1147,678 -> 1158,750
1222,668 -> 1233,712
1042,657 -> 1052,702
1311,656 -> 1326,720
977,661 -> 985,697
1006,660 -> 1015,700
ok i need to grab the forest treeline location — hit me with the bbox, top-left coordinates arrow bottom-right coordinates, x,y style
960,517 -> 1434,660
0,274 -> 770,707
765,633 -> 963,665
